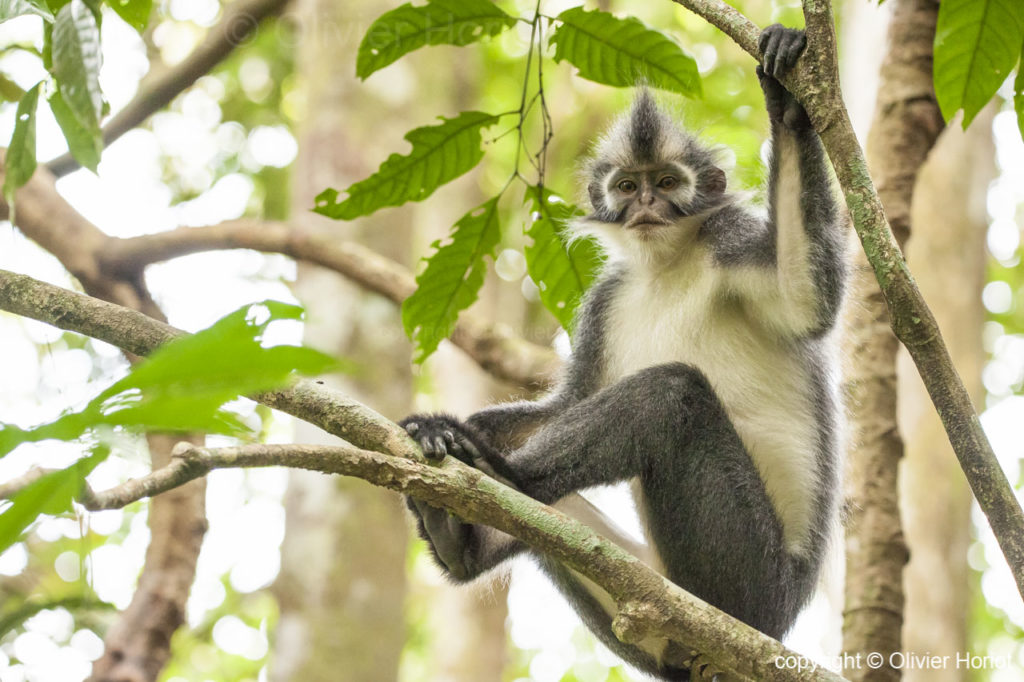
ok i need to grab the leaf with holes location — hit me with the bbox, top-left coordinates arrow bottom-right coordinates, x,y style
3,82 -> 42,206
550,7 -> 701,98
934,0 -> 1024,128
357,0 -> 516,80
524,187 -> 602,330
49,88 -> 102,172
314,111 -> 498,220
51,0 -> 103,135
108,0 -> 151,32
402,197 -> 502,362
0,0 -> 52,23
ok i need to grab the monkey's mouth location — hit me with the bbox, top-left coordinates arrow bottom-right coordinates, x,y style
625,215 -> 670,231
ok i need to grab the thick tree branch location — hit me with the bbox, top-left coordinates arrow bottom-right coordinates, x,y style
45,0 -> 293,178
672,0 -> 1024,602
98,220 -> 560,389
0,268 -> 846,681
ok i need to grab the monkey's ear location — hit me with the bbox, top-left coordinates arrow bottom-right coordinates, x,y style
700,166 -> 727,198
587,181 -> 605,211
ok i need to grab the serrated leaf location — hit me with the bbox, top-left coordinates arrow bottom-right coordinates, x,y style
314,111 -> 498,220
0,301 -> 340,458
402,197 -> 501,362
551,7 -> 701,98
3,81 -> 42,207
524,187 -> 601,330
49,88 -> 102,171
107,0 -> 149,31
0,0 -> 52,22
52,0 -> 103,134
357,0 -> 516,80
0,447 -> 107,555
934,0 -> 1024,128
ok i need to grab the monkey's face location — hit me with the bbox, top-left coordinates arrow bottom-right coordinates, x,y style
606,164 -> 697,236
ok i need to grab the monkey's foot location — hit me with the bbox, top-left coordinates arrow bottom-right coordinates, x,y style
405,496 -> 477,582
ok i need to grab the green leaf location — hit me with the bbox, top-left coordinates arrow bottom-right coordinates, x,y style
0,0 -> 53,22
51,0 -> 103,134
106,0 -> 150,31
402,197 -> 502,362
357,0 -> 516,80
550,7 -> 701,98
934,0 -> 1024,128
313,111 -> 498,220
524,187 -> 601,330
49,88 -> 102,171
0,301 -> 340,458
1015,46 -> 1024,141
3,82 -> 42,206
0,447 -> 107,556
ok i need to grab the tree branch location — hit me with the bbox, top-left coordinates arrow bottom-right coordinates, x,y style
0,267 -> 846,681
98,220 -> 560,389
672,0 -> 1024,602
44,0 -> 293,178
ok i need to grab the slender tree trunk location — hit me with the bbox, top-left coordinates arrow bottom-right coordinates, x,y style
898,107 -> 994,682
841,0 -> 944,679
270,0 -> 412,678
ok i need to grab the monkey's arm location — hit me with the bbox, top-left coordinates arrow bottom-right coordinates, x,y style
722,26 -> 847,336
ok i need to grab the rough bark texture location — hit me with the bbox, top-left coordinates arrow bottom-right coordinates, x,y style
898,108 -> 993,682
841,1 -> 944,679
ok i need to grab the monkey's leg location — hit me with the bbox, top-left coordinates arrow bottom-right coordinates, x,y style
504,362 -> 815,638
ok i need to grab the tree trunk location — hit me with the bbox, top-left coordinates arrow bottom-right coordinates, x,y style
841,0 -> 944,679
270,0 -> 412,678
898,107 -> 994,682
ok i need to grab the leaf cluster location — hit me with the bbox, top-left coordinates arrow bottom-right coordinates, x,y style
0,301 -> 338,558
318,0 -> 704,362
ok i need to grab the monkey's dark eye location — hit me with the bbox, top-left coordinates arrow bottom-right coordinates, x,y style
617,179 -> 637,193
657,176 -> 678,190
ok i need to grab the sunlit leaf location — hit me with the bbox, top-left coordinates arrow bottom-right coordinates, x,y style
49,88 -> 102,172
551,7 -> 701,98
0,0 -> 52,23
357,0 -> 516,79
107,0 -> 149,31
0,301 -> 339,458
313,111 -> 498,220
0,447 -> 107,556
934,0 -> 1024,128
51,0 -> 103,134
402,196 -> 501,362
1015,49 -> 1024,141
524,187 -> 601,330
3,81 -> 42,206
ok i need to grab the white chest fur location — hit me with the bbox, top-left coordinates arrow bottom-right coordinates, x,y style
600,255 -> 822,554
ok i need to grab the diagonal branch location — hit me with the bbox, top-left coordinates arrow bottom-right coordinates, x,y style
672,0 -> 1024,602
98,220 -> 560,388
0,268 -> 846,681
45,0 -> 293,178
